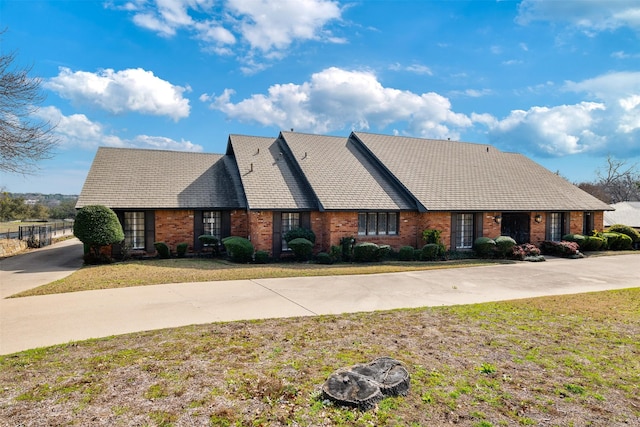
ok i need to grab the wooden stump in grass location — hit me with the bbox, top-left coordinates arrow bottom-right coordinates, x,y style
321,357 -> 410,410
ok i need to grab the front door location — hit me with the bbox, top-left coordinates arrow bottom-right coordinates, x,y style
501,213 -> 530,244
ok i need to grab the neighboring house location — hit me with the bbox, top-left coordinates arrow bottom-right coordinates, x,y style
604,202 -> 640,231
76,131 -> 612,257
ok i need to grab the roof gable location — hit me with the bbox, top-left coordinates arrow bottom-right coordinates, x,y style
352,132 -> 612,212
76,147 -> 245,209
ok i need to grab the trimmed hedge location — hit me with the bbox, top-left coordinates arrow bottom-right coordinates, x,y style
473,237 -> 496,258
398,246 -> 415,261
494,236 -> 517,258
198,235 -> 218,246
176,242 -> 188,258
581,235 -> 605,251
284,227 -> 316,244
74,205 -> 125,262
353,242 -> 380,262
602,232 -> 633,251
288,237 -> 313,261
421,243 -> 442,261
254,250 -> 270,264
222,236 -> 254,263
562,234 -> 587,248
605,224 -> 640,243
154,242 -> 170,259
316,252 -> 333,264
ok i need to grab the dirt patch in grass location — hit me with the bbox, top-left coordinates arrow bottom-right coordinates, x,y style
12,258 -> 494,297
1,288 -> 638,426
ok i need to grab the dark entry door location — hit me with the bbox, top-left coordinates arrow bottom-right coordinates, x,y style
500,213 -> 530,244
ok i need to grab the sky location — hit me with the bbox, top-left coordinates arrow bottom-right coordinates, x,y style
1,0 -> 639,195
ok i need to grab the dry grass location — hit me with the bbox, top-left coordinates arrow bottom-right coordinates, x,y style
12,258 -> 494,297
1,288 -> 638,426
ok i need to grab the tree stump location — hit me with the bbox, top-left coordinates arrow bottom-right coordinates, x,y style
321,357 -> 410,410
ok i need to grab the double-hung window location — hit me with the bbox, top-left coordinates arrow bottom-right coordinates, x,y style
203,211 -> 221,239
124,211 -> 145,249
358,212 -> 398,236
281,212 -> 300,250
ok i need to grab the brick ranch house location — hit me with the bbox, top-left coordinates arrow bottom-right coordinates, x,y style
76,131 -> 611,258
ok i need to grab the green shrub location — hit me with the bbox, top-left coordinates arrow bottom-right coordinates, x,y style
378,244 -> 391,260
398,246 -> 415,261
223,236 -> 254,263
340,236 -> 355,261
602,232 -> 633,250
414,248 -> 423,261
176,242 -> 189,258
473,237 -> 496,258
329,245 -> 342,262
284,227 -> 316,244
73,205 -> 125,263
421,243 -> 442,261
422,229 -> 442,244
562,234 -> 587,248
287,237 -> 313,261
254,250 -> 270,264
353,242 -> 380,262
494,236 -> 517,258
605,224 -> 640,243
154,242 -> 170,259
198,235 -> 218,246
581,235 -> 605,251
316,252 -> 333,264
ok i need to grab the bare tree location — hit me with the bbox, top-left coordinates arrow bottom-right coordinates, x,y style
596,155 -> 640,203
0,39 -> 57,174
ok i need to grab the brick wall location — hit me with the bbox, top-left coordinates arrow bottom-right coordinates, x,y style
155,210 -> 194,252
230,210 -> 249,238
248,211 -> 273,253
530,212 -> 546,245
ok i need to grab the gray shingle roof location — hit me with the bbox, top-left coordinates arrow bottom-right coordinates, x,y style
76,147 -> 245,209
353,132 -> 612,212
280,131 -> 415,211
604,202 -> 640,227
227,134 -> 316,210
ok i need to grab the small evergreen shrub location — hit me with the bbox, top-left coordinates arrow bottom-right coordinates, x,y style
602,232 -> 633,250
74,205 -> 125,263
562,234 -> 587,248
223,236 -> 254,263
413,248 -> 423,261
494,236 -> 517,258
398,246 -> 415,261
421,243 -> 442,261
316,252 -> 333,264
284,227 -> 316,244
198,235 -> 218,246
340,236 -> 355,261
329,245 -> 342,262
605,224 -> 640,243
473,237 -> 496,258
176,242 -> 189,258
353,242 -> 380,262
254,250 -> 270,264
154,242 -> 170,259
581,235 -> 605,251
378,244 -> 391,260
422,229 -> 442,244
288,237 -> 313,261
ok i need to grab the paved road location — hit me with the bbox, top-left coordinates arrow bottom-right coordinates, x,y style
0,240 -> 638,355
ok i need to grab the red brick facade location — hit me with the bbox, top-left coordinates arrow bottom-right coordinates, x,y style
141,208 -> 604,256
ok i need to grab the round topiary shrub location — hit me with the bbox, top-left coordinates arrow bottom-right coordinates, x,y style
222,236 -> 254,263
288,237 -> 313,261
581,235 -> 605,251
74,205 -> 125,263
602,232 -> 633,250
494,236 -> 517,258
154,242 -> 170,259
398,246 -> 415,261
316,252 -> 333,264
605,224 -> 640,243
284,227 -> 316,244
562,234 -> 587,248
421,243 -> 441,261
254,250 -> 270,264
353,242 -> 380,262
176,242 -> 189,258
473,237 -> 496,258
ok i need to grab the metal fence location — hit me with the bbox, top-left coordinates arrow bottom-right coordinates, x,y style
18,225 -> 53,248
0,221 -> 74,242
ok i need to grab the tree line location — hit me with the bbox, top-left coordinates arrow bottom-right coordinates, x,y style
0,192 -> 77,221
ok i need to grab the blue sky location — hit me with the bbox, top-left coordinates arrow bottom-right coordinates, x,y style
1,0 -> 639,195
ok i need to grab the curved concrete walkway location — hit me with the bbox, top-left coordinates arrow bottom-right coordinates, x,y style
1,241 -> 638,355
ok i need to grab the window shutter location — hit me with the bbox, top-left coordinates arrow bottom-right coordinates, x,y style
450,213 -> 458,249
144,211 -> 155,253
193,211 -> 204,250
273,212 -> 282,257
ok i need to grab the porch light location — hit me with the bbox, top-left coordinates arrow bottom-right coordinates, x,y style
494,215 -> 502,224
534,214 -> 542,223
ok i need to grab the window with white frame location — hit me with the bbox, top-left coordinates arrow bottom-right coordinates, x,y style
548,212 -> 564,241
124,211 -> 145,249
455,213 -> 474,249
281,212 -> 300,250
203,211 -> 221,239
358,212 -> 398,236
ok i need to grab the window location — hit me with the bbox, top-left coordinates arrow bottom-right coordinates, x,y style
548,212 -> 564,241
358,212 -> 398,236
455,213 -> 474,249
281,212 -> 300,250
124,211 -> 145,249
203,211 -> 221,239
583,212 -> 594,235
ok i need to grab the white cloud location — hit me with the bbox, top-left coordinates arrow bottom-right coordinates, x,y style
516,0 -> 640,33
204,67 -> 472,139
483,71 -> 640,157
35,106 -> 202,151
115,0 -> 343,64
389,63 -> 433,75
46,67 -> 191,121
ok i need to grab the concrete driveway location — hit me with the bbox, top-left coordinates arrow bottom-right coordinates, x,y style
1,240 -> 638,355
